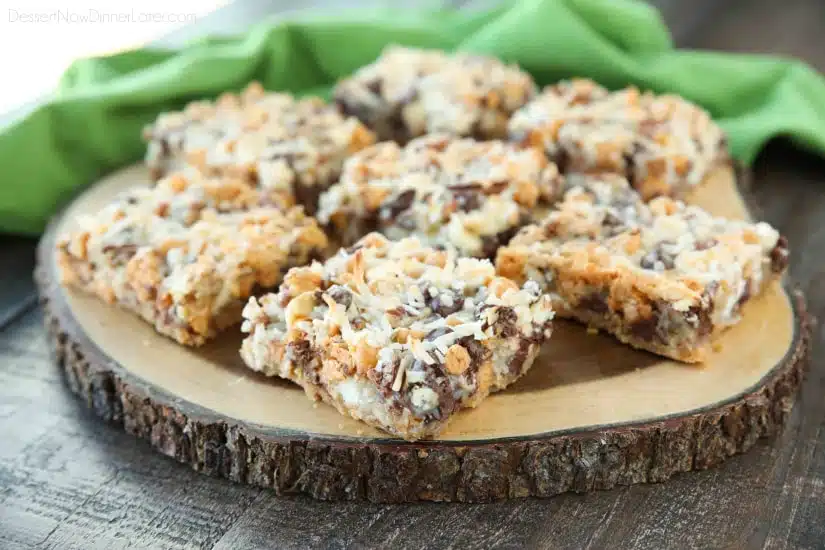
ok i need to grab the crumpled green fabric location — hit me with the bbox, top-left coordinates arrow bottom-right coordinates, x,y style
2,0 -> 824,235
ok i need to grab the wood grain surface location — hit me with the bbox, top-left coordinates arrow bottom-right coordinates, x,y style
2,0 -> 825,548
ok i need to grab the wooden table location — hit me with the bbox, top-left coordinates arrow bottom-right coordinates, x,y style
1,1 -> 824,548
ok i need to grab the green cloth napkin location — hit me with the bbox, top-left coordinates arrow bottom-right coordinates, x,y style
3,0 -> 825,236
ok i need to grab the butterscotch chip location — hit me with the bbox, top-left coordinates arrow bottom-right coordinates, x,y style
444,345 -> 471,375
495,248 -> 528,283
354,341 -> 379,374
240,233 -> 555,441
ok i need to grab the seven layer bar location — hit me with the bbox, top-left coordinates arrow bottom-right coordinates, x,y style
317,134 -> 563,258
143,82 -> 376,214
508,79 -> 728,200
56,172 -> 329,346
333,45 -> 537,143
496,174 -> 789,363
240,233 -> 555,440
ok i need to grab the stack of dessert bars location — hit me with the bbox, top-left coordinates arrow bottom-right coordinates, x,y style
57,46 -> 789,440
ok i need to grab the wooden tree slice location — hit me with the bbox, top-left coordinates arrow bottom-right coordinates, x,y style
35,164 -> 811,503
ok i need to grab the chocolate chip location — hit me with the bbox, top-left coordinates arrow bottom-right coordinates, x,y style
479,235 -> 501,260
422,372 -> 458,422
326,285 -> 352,308
493,306 -> 519,338
553,148 -> 570,173
387,110 -> 410,142
292,180 -> 323,215
368,355 -> 400,399
578,293 -> 609,314
453,190 -> 482,212
695,238 -> 718,251
480,226 -> 522,259
508,338 -> 533,375
735,280 -> 752,311
449,182 -> 483,192
457,336 -> 491,370
601,211 -> 624,234
379,189 -> 415,221
101,244 -> 138,265
425,326 -> 453,341
770,235 -> 789,274
640,241 -> 676,271
429,291 -> 463,317
333,94 -> 374,126
629,315 -> 660,344
690,302 -> 714,339
366,79 -> 383,96
333,97 -> 352,116
290,339 -> 313,362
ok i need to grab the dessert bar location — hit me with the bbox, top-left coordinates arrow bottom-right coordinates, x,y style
333,45 -> 537,143
143,82 -> 376,213
317,134 -> 563,258
240,233 -> 555,440
57,173 -> 329,346
508,79 -> 727,200
496,174 -> 788,362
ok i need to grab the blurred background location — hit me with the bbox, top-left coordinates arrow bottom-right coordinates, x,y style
0,0 -> 726,116
0,0 -> 229,113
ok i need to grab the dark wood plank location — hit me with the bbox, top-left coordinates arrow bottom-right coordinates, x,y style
677,0 -> 825,74
0,237 -> 37,330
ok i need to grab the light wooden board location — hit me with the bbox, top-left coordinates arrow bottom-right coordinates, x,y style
35,162 -> 810,502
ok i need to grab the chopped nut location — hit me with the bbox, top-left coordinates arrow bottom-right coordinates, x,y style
489,276 -> 519,298
285,292 -> 317,325
284,268 -> 323,295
